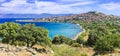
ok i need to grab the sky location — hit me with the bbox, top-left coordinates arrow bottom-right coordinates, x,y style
0,0 -> 120,16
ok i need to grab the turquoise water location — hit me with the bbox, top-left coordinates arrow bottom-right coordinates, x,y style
0,18 -> 82,39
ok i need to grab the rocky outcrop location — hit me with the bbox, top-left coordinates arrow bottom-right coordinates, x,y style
0,43 -> 53,56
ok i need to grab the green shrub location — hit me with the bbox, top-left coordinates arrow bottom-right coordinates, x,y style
76,36 -> 84,44
94,34 -> 120,52
13,41 -> 26,46
52,35 -> 71,44
71,43 -> 80,47
0,22 -> 52,47
80,53 -> 87,56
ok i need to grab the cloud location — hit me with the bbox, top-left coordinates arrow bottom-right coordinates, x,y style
99,2 -> 120,11
0,0 -> 37,14
1,0 -> 27,7
60,0 -> 95,2
65,1 -> 97,6
34,1 -> 76,14
35,1 -> 96,14
0,0 -> 97,14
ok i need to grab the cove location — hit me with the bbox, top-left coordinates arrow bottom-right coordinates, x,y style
0,18 -> 82,39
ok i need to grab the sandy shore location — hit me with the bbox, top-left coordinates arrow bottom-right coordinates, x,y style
72,24 -> 85,40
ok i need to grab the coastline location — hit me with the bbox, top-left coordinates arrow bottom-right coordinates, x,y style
15,19 -> 85,40
72,24 -> 85,40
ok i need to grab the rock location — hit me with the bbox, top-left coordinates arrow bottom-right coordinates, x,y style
16,46 -> 27,52
7,45 -> 12,51
38,48 -> 47,53
32,47 -> 37,51
109,54 -> 115,56
48,50 -> 54,54
16,46 -> 22,52
26,48 -> 37,55
12,47 -> 17,52
0,44 -> 5,48
5,49 -> 9,52
21,46 -> 27,50
0,43 -> 42,56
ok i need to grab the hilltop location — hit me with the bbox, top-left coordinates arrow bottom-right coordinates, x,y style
38,11 -> 119,22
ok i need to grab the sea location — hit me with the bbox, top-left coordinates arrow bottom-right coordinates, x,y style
0,18 -> 82,39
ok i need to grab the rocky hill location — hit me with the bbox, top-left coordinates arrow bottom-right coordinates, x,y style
41,11 -> 119,22
0,43 -> 53,56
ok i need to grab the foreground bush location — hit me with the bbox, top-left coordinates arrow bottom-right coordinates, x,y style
52,35 -> 71,44
0,22 -> 52,47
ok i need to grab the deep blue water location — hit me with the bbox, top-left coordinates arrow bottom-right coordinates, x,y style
0,18 -> 82,39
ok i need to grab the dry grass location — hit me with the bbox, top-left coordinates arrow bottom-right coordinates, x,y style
79,47 -> 95,56
83,33 -> 89,41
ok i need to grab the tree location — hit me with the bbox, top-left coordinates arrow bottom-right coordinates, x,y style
0,22 -> 20,44
19,24 -> 52,47
76,32 -> 86,44
87,26 -> 110,46
94,34 -> 120,52
0,22 -> 52,47
19,24 -> 35,47
31,26 -> 52,47
87,30 -> 98,46
52,35 -> 71,44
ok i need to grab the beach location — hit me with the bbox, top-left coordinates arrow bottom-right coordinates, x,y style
72,26 -> 85,40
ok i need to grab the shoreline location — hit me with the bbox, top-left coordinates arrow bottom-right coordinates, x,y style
72,29 -> 85,40
15,20 -> 85,40
72,24 -> 85,40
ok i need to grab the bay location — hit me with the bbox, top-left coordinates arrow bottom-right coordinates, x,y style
0,18 -> 82,39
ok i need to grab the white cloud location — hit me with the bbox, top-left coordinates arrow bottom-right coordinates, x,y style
66,1 -> 97,6
99,2 -> 120,11
34,1 -> 75,14
0,0 -> 97,14
35,1 -> 57,7
60,0 -> 94,2
2,0 -> 28,7
34,1 -> 96,14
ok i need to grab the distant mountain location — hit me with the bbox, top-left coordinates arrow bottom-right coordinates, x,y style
119,16 -> 120,18
41,11 -> 119,22
0,13 -> 72,18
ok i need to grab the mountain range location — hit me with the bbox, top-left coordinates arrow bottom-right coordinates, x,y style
0,13 -> 72,18
0,11 -> 119,22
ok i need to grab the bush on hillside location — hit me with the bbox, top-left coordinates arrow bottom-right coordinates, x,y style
0,22 -> 52,47
94,34 -> 120,52
52,35 -> 71,44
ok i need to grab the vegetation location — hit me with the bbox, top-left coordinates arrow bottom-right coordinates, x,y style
52,45 -> 87,56
52,35 -> 71,44
76,32 -> 87,44
0,11 -> 120,55
55,11 -> 120,54
52,35 -> 82,47
51,15 -> 120,53
94,34 -> 120,52
69,18 -> 120,53
0,22 -> 52,47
